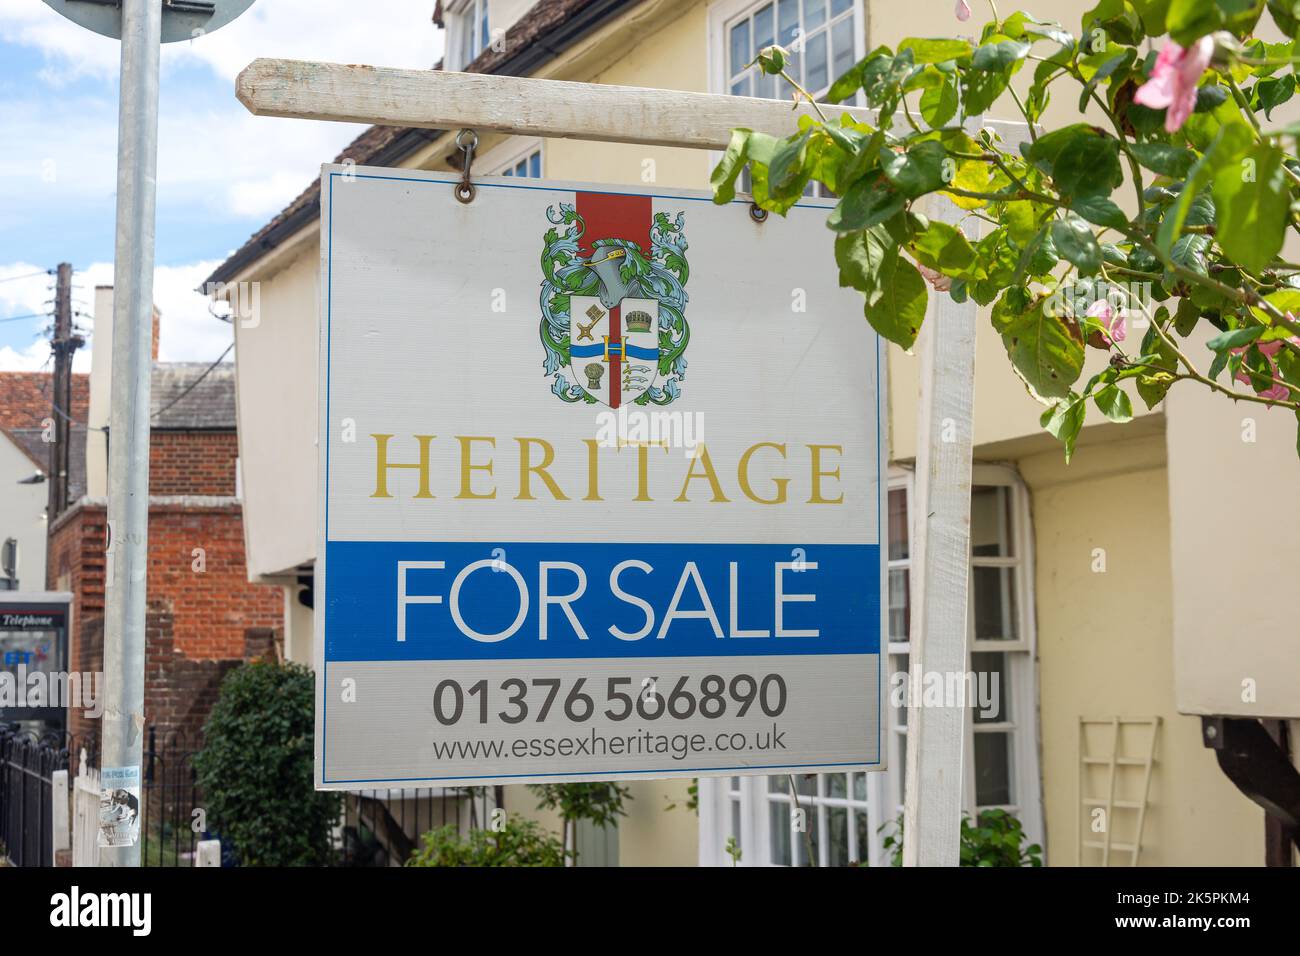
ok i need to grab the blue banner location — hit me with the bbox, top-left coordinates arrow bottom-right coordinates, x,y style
324,541 -> 879,662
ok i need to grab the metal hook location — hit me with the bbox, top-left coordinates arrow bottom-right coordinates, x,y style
749,202 -> 768,223
455,128 -> 479,204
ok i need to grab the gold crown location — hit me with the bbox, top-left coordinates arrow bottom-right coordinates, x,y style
625,310 -> 653,333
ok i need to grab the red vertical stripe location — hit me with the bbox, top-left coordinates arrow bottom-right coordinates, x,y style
608,304 -> 622,409
576,192 -> 653,410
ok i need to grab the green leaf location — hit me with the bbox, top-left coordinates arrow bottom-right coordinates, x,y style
1024,124 -> 1094,172
909,221 -> 977,273
1051,216 -> 1103,276
1269,0 -> 1300,37
1070,194 -> 1129,230
1212,142 -> 1289,274
835,227 -> 890,298
1052,135 -> 1124,198
1094,383 -> 1135,422
710,128 -> 751,204
1129,142 -> 1198,178
1131,0 -> 1172,33
963,68 -> 1010,115
1077,49 -> 1135,113
920,78 -> 959,128
881,140 -> 950,198
1041,397 -> 1087,462
860,48 -> 917,108
1254,74 -> 1295,119
863,251 -> 929,349
971,39 -> 1031,72
827,174 -> 906,231
825,46 -> 887,104
1206,324 -> 1266,351
1082,0 -> 1146,46
998,295 -> 1086,399
768,129 -> 812,195
1136,369 -> 1176,408
1156,125 -> 1245,253
1167,0 -> 1225,42
1174,296 -> 1202,336
900,37 -> 974,64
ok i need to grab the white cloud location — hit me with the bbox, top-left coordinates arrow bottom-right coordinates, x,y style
0,0 -> 120,82
0,258 -> 231,371
0,262 -> 56,317
0,3 -> 448,227
75,260 -> 232,364
0,1 -> 444,82
0,2 -> 448,370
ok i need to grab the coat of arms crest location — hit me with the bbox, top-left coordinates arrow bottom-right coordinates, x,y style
539,197 -> 689,407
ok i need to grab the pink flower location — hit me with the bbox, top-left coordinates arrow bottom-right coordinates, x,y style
1230,333 -> 1298,402
1133,37 -> 1215,133
1088,299 -> 1126,343
956,0 -> 971,22
1260,383 -> 1291,402
917,263 -> 953,292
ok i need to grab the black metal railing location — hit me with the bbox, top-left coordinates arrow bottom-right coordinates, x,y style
336,785 -> 504,866
0,723 -> 495,866
0,725 -> 76,867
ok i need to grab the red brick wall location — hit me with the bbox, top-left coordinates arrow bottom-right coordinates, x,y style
148,430 -> 238,496
51,500 -> 283,743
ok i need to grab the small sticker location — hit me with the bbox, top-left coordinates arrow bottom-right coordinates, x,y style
98,766 -> 141,848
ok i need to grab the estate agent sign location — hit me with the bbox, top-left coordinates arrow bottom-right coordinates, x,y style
316,165 -> 886,787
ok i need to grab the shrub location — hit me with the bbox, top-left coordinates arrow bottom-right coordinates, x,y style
526,782 -> 631,863
881,809 -> 1042,867
193,661 -> 340,866
406,816 -> 568,867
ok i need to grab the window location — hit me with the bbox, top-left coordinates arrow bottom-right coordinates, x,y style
499,150 -> 542,179
484,138 -> 543,179
720,0 -> 858,101
699,465 -> 1044,866
447,0 -> 491,71
708,0 -> 864,198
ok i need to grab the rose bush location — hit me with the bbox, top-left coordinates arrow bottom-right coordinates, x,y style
713,0 -> 1300,460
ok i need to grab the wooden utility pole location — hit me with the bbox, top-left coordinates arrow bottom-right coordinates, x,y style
48,261 -> 82,522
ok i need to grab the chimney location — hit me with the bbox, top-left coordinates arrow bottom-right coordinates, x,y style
86,286 -> 161,497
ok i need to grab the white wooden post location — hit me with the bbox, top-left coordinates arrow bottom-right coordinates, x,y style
235,60 -> 874,149
901,196 -> 979,867
232,59 -> 1027,868
51,769 -> 70,863
196,839 -> 221,867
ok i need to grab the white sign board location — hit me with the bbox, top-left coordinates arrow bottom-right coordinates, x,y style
316,165 -> 886,788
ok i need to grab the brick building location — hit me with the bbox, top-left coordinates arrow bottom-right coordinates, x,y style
0,371 -> 89,590
47,359 -> 283,744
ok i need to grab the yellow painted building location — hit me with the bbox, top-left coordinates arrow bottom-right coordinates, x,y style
208,0 -> 1299,866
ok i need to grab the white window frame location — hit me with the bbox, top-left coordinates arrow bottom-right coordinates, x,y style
481,137 -> 544,179
706,0 -> 867,103
705,0 -> 866,198
699,464 -> 1045,866
444,0 -> 492,72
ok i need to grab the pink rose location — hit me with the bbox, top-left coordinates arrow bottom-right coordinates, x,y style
956,0 -> 971,22
1133,37 -> 1215,133
1230,332 -> 1298,402
917,263 -> 953,292
1088,299 -> 1126,343
1260,383 -> 1291,402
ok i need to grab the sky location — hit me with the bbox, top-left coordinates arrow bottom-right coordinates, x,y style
0,0 -> 444,371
